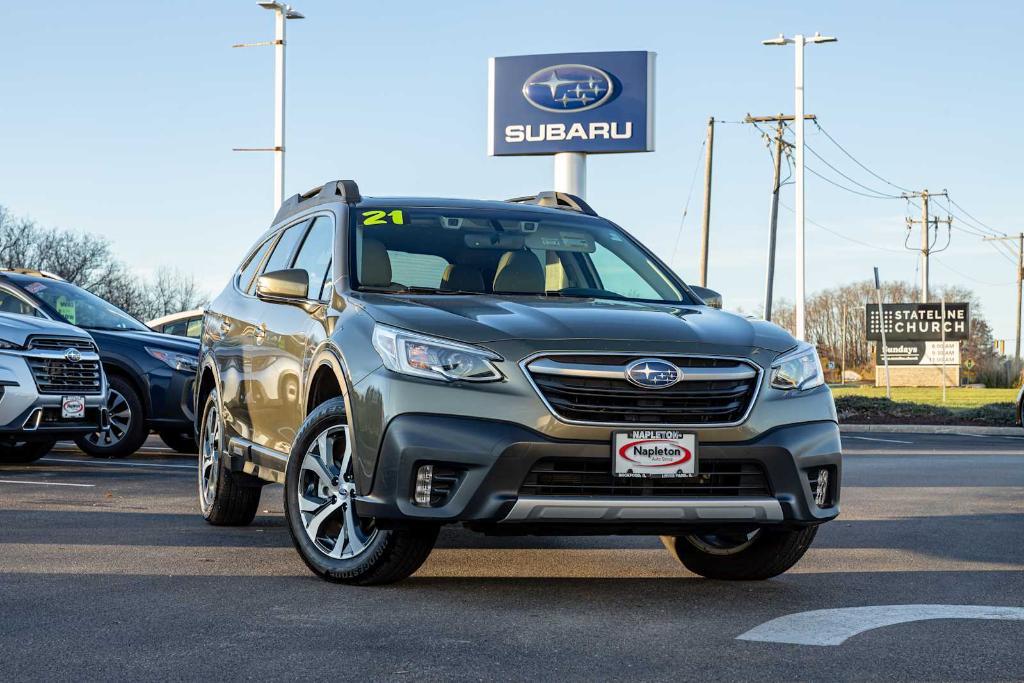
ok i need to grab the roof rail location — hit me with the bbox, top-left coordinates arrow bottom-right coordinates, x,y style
0,268 -> 66,282
273,179 -> 361,224
505,191 -> 598,216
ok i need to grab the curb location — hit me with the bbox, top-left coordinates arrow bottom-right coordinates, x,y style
840,423 -> 1022,436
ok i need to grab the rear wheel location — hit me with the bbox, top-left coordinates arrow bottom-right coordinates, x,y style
158,429 -> 198,454
285,397 -> 438,585
198,388 -> 262,525
0,438 -> 57,464
662,526 -> 818,580
75,375 -> 147,458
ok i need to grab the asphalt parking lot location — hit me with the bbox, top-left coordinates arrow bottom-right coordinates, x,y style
1,431 -> 1022,681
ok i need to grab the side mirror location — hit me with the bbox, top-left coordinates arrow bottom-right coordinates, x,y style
256,268 -> 309,301
689,285 -> 723,309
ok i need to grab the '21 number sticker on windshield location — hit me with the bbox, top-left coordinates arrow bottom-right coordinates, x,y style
362,210 -> 405,226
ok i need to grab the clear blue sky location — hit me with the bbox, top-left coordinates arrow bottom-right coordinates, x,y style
2,1 -> 1022,340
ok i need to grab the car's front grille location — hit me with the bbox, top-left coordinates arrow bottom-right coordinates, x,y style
520,458 -> 771,497
27,359 -> 103,395
27,337 -> 97,352
524,354 -> 760,425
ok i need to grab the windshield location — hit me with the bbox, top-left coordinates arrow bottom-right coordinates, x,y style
349,206 -> 692,304
19,278 -> 149,331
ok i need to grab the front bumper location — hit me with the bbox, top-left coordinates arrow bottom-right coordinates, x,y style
356,415 -> 841,533
0,352 -> 109,438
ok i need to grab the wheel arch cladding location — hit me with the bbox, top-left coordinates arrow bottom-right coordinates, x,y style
307,362 -> 345,416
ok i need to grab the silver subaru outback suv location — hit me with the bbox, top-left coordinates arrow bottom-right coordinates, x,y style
0,311 -> 109,463
196,180 -> 840,585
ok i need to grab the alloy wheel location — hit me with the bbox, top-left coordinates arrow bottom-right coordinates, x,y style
199,401 -> 221,511
84,388 -> 131,448
296,424 -> 377,559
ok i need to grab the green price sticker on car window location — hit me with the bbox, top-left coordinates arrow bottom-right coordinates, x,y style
361,209 -> 405,226
55,296 -> 76,324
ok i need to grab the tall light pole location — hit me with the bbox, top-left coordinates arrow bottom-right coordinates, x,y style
234,2 -> 304,211
762,32 -> 836,340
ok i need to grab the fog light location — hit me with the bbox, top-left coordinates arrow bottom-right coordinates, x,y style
414,465 -> 434,506
814,468 -> 830,507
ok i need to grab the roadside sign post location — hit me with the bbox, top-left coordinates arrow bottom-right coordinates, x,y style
941,296 -> 947,402
874,267 -> 892,399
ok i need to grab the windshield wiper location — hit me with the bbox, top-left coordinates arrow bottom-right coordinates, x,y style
360,286 -> 481,296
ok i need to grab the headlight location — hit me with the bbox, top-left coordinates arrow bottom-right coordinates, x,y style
371,324 -> 503,383
770,342 -> 824,391
145,346 -> 199,373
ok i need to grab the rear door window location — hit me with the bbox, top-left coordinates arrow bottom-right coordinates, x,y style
261,220 -> 309,276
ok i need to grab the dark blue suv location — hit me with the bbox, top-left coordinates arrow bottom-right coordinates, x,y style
0,270 -> 200,457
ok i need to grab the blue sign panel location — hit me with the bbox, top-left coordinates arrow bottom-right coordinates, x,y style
488,51 -> 655,156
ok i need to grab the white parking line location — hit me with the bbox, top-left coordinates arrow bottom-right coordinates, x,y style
0,479 -> 95,488
843,435 -> 912,445
39,457 -> 196,470
737,605 -> 1024,646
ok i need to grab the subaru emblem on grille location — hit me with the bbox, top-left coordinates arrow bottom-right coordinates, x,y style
64,347 -> 82,363
624,359 -> 680,389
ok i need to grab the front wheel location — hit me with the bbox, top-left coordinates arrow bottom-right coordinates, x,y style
75,375 -> 148,458
662,526 -> 818,580
0,438 -> 57,464
284,397 -> 438,585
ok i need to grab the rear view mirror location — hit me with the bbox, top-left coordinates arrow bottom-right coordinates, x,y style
690,285 -> 722,309
257,269 -> 309,300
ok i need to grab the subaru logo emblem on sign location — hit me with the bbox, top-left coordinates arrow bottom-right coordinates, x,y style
64,348 -> 82,363
522,64 -> 614,112
625,359 -> 680,389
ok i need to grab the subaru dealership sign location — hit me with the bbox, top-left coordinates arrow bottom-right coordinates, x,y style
488,51 -> 655,156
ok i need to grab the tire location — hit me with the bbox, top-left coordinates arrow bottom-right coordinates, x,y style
158,429 -> 198,454
198,388 -> 262,526
662,526 -> 818,581
0,438 -> 57,464
75,375 -> 148,458
285,397 -> 438,585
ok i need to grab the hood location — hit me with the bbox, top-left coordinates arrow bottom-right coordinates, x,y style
0,312 -> 93,347
353,294 -> 796,353
88,327 -> 201,355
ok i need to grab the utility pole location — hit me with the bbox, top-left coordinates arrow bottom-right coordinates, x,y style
902,189 -> 952,303
982,233 -> 1024,369
233,1 -> 305,212
744,114 -> 816,321
840,304 -> 847,385
698,117 -> 715,287
763,32 -> 838,340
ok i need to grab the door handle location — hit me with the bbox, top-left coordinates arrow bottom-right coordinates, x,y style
220,319 -> 232,335
254,323 -> 267,343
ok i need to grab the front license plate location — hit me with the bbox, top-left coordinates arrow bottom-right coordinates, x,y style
613,430 -> 697,478
62,395 -> 86,419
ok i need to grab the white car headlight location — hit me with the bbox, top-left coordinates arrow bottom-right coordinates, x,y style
770,342 -> 824,391
372,324 -> 503,383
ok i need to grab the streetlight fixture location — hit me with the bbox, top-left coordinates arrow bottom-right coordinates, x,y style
233,2 -> 305,211
762,32 -> 837,341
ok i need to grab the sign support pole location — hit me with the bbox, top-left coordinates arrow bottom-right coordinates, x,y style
874,267 -> 892,399
941,296 -> 947,402
554,152 -> 587,199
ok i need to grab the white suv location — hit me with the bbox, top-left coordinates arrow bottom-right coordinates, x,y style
0,312 -> 109,463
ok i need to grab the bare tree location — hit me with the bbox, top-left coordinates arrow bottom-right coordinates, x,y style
0,204 -> 206,322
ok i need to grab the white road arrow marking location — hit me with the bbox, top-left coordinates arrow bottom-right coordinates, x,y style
737,605 -> 1024,646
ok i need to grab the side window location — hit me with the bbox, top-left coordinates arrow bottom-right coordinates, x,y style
185,317 -> 202,338
238,237 -> 275,294
291,216 -> 334,300
587,243 -> 661,300
319,259 -> 334,301
389,251 -> 449,288
0,287 -> 43,317
261,220 -> 309,276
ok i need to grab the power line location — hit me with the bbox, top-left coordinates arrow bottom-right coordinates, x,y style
932,256 -> 1015,287
803,142 -> 904,198
804,164 -> 903,199
670,137 -> 707,270
811,121 -> 914,193
778,201 -> 907,253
